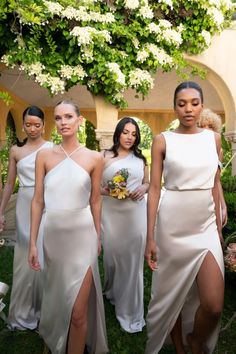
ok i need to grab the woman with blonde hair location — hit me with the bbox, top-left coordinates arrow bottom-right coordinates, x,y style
198,108 -> 227,226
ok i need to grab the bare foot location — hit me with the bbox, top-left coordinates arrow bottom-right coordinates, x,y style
186,333 -> 204,354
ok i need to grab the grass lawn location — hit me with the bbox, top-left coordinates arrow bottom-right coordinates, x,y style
0,246 -> 235,354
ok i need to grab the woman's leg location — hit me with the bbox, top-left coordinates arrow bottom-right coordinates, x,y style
170,314 -> 186,354
187,252 -> 224,354
67,267 -> 93,354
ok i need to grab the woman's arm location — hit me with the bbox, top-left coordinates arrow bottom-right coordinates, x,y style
90,153 -> 104,254
0,146 -> 17,231
28,150 -> 46,270
129,164 -> 150,201
145,134 -> 165,270
212,133 -> 223,243
218,148 -> 227,227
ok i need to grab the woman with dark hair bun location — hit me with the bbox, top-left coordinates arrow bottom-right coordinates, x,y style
145,82 -> 224,354
101,117 -> 149,333
0,105 -> 52,330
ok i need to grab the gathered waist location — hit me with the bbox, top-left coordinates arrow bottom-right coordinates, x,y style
45,206 -> 90,213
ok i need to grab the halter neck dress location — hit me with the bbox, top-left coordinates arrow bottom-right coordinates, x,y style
8,141 -> 52,330
145,130 -> 224,354
39,146 -> 108,354
101,153 -> 146,333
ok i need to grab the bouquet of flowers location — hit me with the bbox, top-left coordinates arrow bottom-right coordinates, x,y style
107,168 -> 130,200
224,243 -> 236,272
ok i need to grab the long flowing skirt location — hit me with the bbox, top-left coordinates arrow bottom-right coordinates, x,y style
145,189 -> 224,354
102,197 -> 146,333
39,207 -> 108,354
8,187 -> 44,330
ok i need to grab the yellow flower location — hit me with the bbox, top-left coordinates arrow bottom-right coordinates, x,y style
117,188 -> 129,199
113,175 -> 125,183
110,188 -> 120,198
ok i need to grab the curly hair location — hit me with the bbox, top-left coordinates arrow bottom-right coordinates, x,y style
198,108 -> 222,133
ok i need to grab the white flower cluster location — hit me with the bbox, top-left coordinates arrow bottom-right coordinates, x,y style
43,1 -> 63,15
201,30 -> 211,46
59,65 -> 87,80
137,44 -> 173,67
61,6 -> 115,23
19,62 -> 65,94
124,0 -> 140,10
148,21 -> 183,47
207,7 -> 225,27
192,0 -> 232,11
1,54 -> 14,67
139,5 -> 153,19
129,68 -> 154,90
70,26 -> 111,46
107,63 -> 126,86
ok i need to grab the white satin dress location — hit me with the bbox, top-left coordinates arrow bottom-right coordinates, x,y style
8,141 -> 52,330
101,153 -> 146,333
145,130 -> 224,354
39,147 -> 108,354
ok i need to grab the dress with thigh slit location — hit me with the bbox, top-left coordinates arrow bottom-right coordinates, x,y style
39,147 -> 108,354
101,153 -> 146,333
8,141 -> 52,330
145,130 -> 224,354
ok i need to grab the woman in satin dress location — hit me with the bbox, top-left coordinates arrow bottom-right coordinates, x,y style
29,100 -> 108,354
0,106 -> 51,330
101,117 -> 149,333
145,82 -> 224,354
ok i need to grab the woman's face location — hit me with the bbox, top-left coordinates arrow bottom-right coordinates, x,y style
174,88 -> 203,128
54,103 -> 82,136
23,115 -> 44,139
119,122 -> 137,150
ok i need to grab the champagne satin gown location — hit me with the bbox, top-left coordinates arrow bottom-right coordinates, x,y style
8,141 -> 52,330
39,147 -> 108,354
101,153 -> 146,333
145,130 -> 224,354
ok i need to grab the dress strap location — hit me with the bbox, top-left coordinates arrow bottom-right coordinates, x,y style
60,145 -> 81,158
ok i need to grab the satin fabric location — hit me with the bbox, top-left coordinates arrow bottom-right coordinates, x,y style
8,141 -> 52,330
39,152 -> 108,354
145,130 -> 224,354
101,153 -> 146,333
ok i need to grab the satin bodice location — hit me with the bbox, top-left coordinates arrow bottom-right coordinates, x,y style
44,157 -> 91,210
103,153 -> 144,192
17,142 -> 52,187
162,130 -> 218,190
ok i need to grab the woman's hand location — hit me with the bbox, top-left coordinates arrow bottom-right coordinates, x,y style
129,184 -> 147,201
101,186 -> 110,196
221,206 -> 228,227
145,239 -> 158,271
28,245 -> 41,271
0,215 -> 6,233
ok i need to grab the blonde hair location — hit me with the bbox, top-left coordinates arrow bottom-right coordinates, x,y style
198,108 -> 222,133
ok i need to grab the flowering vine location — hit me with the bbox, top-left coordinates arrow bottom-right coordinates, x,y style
0,0 -> 233,108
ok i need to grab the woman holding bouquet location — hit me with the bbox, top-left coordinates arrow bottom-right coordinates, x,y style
145,82 -> 224,354
101,117 -> 149,333
29,100 -> 108,354
0,106 -> 52,330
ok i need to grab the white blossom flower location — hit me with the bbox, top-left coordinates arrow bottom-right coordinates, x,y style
113,92 -> 125,102
146,44 -> 173,66
129,68 -> 154,89
201,30 -> 211,46
47,76 -> 65,94
137,49 -> 149,63
59,65 -> 86,80
21,62 -> 45,76
139,5 -> 153,19
124,0 -> 140,10
43,1 -> 63,15
1,54 -> 13,67
107,63 -> 126,86
132,37 -> 140,49
207,7 -> 225,27
81,47 -> 94,61
162,28 -> 183,47
70,27 -> 111,46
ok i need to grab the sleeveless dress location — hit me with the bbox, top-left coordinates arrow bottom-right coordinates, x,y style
101,153 -> 146,333
8,141 -> 52,330
145,130 -> 224,354
39,147 -> 108,354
